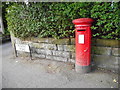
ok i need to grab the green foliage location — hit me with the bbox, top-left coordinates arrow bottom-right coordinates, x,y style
6,2 -> 92,39
6,3 -> 41,38
5,2 -> 120,39
2,2 -> 11,36
91,2 -> 120,40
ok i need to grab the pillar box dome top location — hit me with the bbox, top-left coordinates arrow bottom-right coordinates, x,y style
72,18 -> 94,26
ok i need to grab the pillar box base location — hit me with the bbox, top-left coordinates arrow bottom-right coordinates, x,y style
75,64 -> 91,73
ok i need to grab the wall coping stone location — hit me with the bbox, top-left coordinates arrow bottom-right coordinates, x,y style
91,38 -> 120,48
22,37 -> 120,47
24,37 -> 71,45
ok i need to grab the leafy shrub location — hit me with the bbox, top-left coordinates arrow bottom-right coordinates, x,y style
5,2 -> 120,39
6,3 -> 41,38
6,2 -> 92,39
2,2 -> 10,36
91,2 -> 120,40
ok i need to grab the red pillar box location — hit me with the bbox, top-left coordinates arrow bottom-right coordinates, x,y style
72,18 -> 94,73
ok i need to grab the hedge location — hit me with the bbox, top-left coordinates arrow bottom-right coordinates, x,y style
2,2 -> 10,36
5,2 -> 120,39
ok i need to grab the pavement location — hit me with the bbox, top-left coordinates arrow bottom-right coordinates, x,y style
1,42 -> 119,88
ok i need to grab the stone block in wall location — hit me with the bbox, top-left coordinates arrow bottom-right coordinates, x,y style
52,51 -> 70,58
114,65 -> 119,70
46,55 -> 68,62
33,53 -> 46,59
36,49 -> 52,55
46,50 -> 53,55
46,55 -> 54,60
34,38 -> 49,43
92,46 -> 112,55
31,43 -> 57,50
24,37 -> 54,43
92,55 -> 119,71
24,37 -> 72,45
17,51 -> 29,57
112,48 -> 120,57
51,38 -> 70,45
55,56 -> 68,62
22,41 -> 33,45
68,59 -> 75,63
92,39 -> 120,48
30,43 -> 44,49
57,45 -> 64,51
71,38 -> 75,45
64,45 -> 75,52
44,44 -> 57,50
36,49 -> 46,54
30,47 -> 36,53
71,52 -> 75,59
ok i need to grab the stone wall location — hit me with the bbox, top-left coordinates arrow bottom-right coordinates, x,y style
10,35 -> 120,72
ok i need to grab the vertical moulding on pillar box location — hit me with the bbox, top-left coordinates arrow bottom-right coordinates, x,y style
72,18 -> 94,73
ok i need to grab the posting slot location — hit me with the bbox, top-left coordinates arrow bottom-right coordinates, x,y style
77,29 -> 85,31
